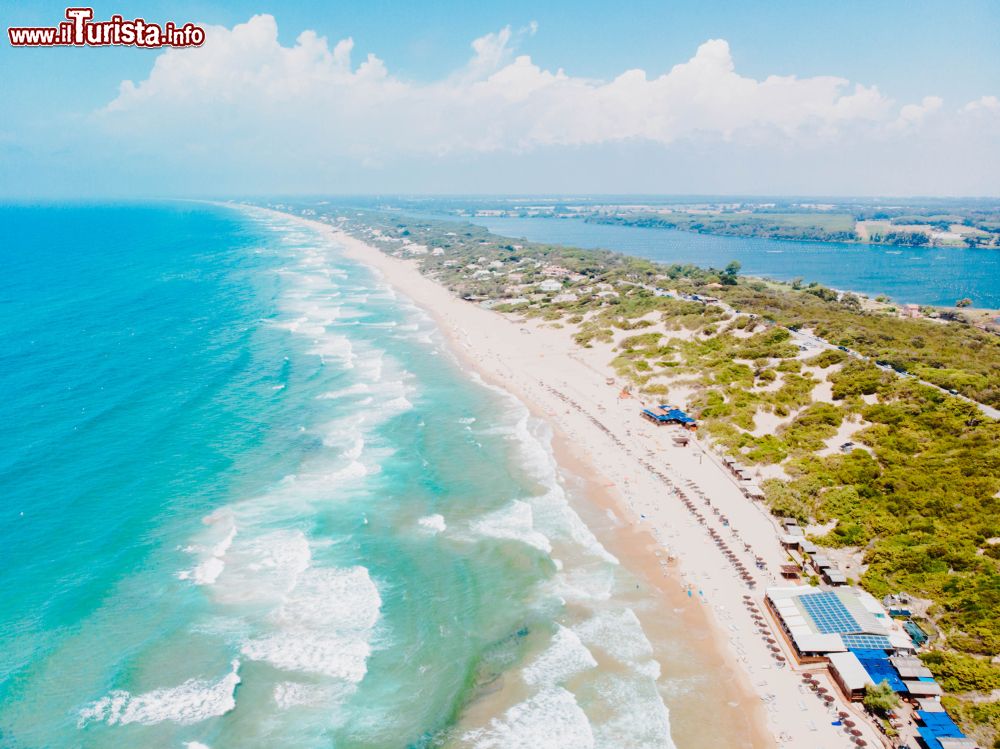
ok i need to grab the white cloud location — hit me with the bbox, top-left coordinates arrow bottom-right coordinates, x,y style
100,16 -> 919,152
84,15 -> 998,195
963,94 -> 1000,113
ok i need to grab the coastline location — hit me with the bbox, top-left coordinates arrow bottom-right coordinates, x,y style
465,213 -> 1000,316
260,207 -> 889,749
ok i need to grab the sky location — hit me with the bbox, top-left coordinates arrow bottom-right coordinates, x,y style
1,0 -> 999,198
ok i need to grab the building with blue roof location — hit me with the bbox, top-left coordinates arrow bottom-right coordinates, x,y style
915,710 -> 976,749
640,405 -> 696,428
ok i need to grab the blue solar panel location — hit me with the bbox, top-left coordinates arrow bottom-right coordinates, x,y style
799,591 -> 861,634
841,634 -> 892,650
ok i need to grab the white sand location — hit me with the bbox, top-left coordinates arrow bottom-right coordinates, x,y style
273,212 -> 883,749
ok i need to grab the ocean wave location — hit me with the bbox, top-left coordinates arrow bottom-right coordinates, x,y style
521,626 -> 597,687
590,674 -> 675,749
178,517 -> 237,586
241,566 -> 381,680
317,383 -> 371,400
210,529 -> 311,607
470,500 -> 552,554
272,681 -> 349,709
462,687 -> 595,749
573,609 -> 655,666
417,514 -> 447,534
78,660 -> 240,728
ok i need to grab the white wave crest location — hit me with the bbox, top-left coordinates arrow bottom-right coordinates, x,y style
78,660 -> 240,728
463,687 -> 594,749
522,626 -> 597,687
471,500 -> 552,554
241,566 -> 381,680
417,514 -> 447,534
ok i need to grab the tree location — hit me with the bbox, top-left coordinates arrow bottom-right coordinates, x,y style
956,298 -> 973,308
721,260 -> 741,285
863,681 -> 900,716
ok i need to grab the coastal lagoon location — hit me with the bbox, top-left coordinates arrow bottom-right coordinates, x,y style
0,203 -> 754,748
466,216 -> 1000,309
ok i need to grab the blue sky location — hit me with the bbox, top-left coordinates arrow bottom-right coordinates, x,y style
2,1 -> 999,197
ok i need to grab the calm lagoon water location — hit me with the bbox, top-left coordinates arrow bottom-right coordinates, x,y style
467,216 -> 1000,308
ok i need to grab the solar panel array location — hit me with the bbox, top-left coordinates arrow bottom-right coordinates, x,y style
799,591 -> 860,634
842,634 -> 892,650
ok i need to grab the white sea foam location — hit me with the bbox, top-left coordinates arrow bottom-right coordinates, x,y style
417,514 -> 447,534
462,687 -> 595,749
79,660 -> 240,728
521,626 -> 597,687
272,681 -> 347,709
318,383 -> 371,400
241,566 -> 381,680
184,742 -> 212,749
590,675 -> 675,749
471,500 -> 552,554
573,609 -> 655,666
544,563 -> 617,604
211,530 -> 311,607
178,523 -> 237,586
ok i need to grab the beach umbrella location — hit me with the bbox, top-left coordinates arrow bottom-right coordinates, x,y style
823,695 -> 835,703
837,711 -> 848,719
844,720 -> 855,727
817,687 -> 828,694
850,729 -> 862,736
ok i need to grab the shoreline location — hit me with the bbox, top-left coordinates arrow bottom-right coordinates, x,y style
462,213 -> 1000,316
257,206 -> 878,748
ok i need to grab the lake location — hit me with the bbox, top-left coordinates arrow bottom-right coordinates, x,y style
464,216 -> 1000,309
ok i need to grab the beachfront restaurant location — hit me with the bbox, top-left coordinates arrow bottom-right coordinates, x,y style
640,405 -> 697,429
766,586 -> 916,666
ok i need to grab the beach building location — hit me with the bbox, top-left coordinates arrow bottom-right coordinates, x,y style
915,710 -> 977,749
762,585 -> 964,725
766,586 -> 916,662
827,651 -> 874,700
640,406 -> 697,429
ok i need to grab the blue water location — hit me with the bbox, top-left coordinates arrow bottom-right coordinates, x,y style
466,216 -> 1000,308
0,203 -> 725,748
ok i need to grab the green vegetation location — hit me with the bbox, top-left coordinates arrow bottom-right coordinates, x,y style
863,681 -> 901,715
943,698 -> 1000,749
921,651 -> 1000,693
286,203 -> 1000,743
590,211 -> 860,243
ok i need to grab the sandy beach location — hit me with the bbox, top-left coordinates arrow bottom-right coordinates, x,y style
275,210 -> 886,749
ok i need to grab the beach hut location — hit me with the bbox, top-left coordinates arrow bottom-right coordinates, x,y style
639,406 -> 697,430
780,564 -> 801,580
903,679 -> 944,698
823,568 -> 848,586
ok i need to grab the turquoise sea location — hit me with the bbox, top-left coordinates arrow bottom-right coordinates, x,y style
0,203 -> 724,748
